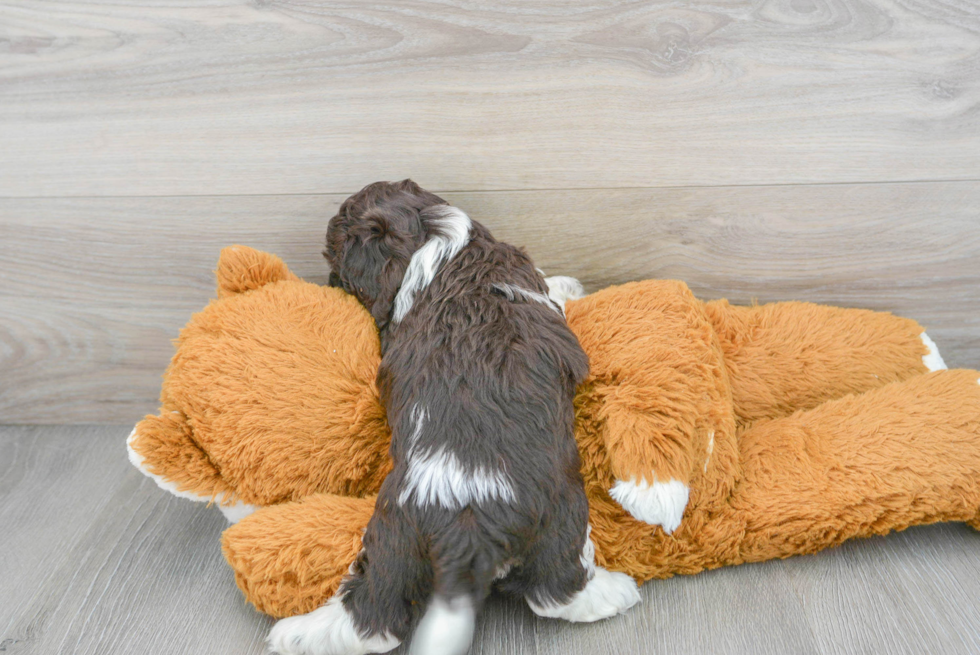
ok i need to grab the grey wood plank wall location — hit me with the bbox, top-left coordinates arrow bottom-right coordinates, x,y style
1,0 -> 978,195
1,0 -> 979,424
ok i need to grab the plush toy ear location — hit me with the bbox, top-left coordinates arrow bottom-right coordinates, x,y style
215,245 -> 298,298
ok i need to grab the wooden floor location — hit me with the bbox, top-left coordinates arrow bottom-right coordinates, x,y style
2,424 -> 980,655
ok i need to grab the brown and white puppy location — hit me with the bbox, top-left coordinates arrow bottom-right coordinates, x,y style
268,180 -> 640,655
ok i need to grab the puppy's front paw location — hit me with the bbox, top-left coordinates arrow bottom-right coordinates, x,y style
267,597 -> 399,655
609,476 -> 689,534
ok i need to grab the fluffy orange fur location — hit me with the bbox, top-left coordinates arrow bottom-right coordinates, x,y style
129,246 -> 980,618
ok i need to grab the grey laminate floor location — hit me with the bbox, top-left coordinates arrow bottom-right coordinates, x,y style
3,426 -> 980,654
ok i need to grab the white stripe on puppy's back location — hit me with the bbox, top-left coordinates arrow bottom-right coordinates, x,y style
492,283 -> 564,316
407,404 -> 427,448
398,447 -> 516,510
392,206 -> 472,324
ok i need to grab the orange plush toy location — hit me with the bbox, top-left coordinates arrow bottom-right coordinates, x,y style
129,246 -> 980,625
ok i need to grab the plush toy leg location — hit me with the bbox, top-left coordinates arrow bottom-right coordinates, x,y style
732,370 -> 980,563
222,494 -> 376,619
703,299 -> 938,426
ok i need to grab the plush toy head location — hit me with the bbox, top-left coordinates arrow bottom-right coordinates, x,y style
128,246 -> 392,508
130,246 -> 980,623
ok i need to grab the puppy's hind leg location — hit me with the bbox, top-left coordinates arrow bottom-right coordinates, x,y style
511,488 -> 640,623
267,505 -> 426,655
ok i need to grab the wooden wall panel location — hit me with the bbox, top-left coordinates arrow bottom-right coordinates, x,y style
2,181 -> 978,424
1,0 -> 978,196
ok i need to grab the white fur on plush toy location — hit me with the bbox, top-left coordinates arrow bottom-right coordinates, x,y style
609,477 -> 690,534
920,333 -> 947,372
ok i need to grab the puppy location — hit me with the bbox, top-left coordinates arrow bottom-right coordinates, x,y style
268,180 -> 640,655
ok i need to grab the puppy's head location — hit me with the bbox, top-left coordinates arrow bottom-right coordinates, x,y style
325,179 -> 448,329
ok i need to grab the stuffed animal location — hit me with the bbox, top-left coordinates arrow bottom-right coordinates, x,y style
128,245 -> 980,624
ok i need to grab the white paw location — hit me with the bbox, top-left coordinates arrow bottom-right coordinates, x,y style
544,275 -> 586,308
609,476 -> 689,534
527,567 -> 641,623
920,332 -> 947,372
267,596 -> 400,655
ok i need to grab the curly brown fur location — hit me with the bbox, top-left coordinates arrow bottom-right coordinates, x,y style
309,180 -> 622,654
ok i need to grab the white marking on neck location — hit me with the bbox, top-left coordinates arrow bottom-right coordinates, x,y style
392,206 -> 472,324
398,447 -> 516,510
492,282 -> 564,316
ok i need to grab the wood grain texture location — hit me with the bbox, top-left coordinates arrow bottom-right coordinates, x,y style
3,426 -> 980,654
0,425 -> 272,655
1,0 -> 979,196
2,180 -> 978,424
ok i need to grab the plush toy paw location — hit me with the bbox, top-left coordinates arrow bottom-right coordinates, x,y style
609,477 -> 689,534
267,596 -> 400,655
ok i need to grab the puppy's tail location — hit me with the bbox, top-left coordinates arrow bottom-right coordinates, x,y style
408,522 -> 494,655
409,595 -> 476,655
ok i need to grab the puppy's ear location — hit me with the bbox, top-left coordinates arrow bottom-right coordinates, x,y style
395,179 -> 448,209
370,258 -> 409,332
338,210 -> 417,331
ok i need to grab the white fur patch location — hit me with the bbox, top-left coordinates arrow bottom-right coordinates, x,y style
267,595 -> 400,655
218,501 -> 258,524
492,282 -> 563,315
391,206 -> 471,324
409,596 -> 475,655
920,332 -> 948,372
527,567 -> 640,623
609,476 -> 689,534
543,275 -> 586,308
398,447 -> 516,510
407,404 -> 427,448
493,562 -> 515,581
